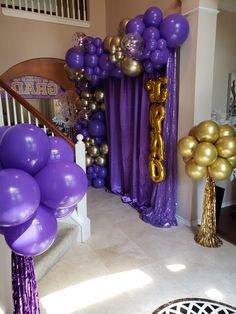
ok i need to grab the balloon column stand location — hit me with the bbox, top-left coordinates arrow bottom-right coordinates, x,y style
194,175 -> 223,248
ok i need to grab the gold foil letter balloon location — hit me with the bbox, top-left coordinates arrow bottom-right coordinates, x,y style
215,136 -> 236,158
208,157 -> 233,181
193,142 -> 218,166
185,159 -> 207,180
195,120 -> 219,143
178,136 -> 198,159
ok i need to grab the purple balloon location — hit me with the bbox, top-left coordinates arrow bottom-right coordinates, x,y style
0,226 -> 5,235
0,126 -> 10,143
142,26 -> 160,41
142,48 -> 151,59
75,122 -> 83,132
0,124 -> 50,175
143,6 -> 163,27
4,204 -> 58,256
85,53 -> 98,68
156,38 -> 167,50
84,66 -> 94,77
86,42 -> 97,54
86,166 -> 94,175
100,69 -> 109,79
159,13 -> 189,48
65,48 -> 85,70
111,67 -> 124,78
150,48 -> 170,66
88,120 -> 105,137
93,165 -> 101,173
92,111 -> 105,121
95,137 -> 104,145
98,166 -> 107,179
94,66 -> 101,75
87,171 -> 97,180
93,177 -> 105,188
0,169 -> 40,227
91,74 -> 100,87
143,60 -> 154,73
35,161 -> 87,210
80,128 -> 90,138
99,53 -> 114,71
48,137 -> 74,163
96,47 -> 104,56
93,37 -> 103,47
126,18 -> 146,35
54,205 -> 76,219
145,38 -> 158,51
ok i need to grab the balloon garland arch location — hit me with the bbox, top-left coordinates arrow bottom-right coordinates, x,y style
64,7 -> 190,185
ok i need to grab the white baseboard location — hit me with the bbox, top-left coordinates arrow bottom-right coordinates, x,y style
222,200 -> 236,208
176,215 -> 199,227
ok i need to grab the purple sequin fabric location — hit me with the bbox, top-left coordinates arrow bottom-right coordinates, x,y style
104,50 -> 177,228
12,252 -> 40,314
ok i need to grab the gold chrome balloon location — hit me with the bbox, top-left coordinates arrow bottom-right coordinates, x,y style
115,50 -> 124,61
121,57 -> 143,77
103,36 -> 113,52
185,158 -> 207,180
100,143 -> 109,155
88,145 -> 100,157
178,136 -> 198,158
81,90 -> 92,100
89,101 -> 97,111
95,155 -> 106,166
193,142 -> 218,166
94,90 -> 104,102
109,53 -> 118,63
119,18 -> 130,36
189,125 -> 198,138
100,103 -> 106,111
208,157 -> 233,181
215,135 -> 236,158
219,124 -> 235,137
89,138 -> 95,146
195,120 -> 219,143
111,36 -> 121,47
86,155 -> 94,167
227,155 -> 236,168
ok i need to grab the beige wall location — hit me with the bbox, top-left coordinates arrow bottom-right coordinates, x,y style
0,0 -> 106,75
105,0 -> 180,36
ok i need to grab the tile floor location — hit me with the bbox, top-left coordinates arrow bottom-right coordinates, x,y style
38,188 -> 236,314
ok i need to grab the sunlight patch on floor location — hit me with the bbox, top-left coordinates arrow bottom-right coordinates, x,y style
166,264 -> 186,272
41,269 -> 152,314
205,288 -> 223,300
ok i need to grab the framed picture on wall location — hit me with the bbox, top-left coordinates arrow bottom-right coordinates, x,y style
227,73 -> 236,116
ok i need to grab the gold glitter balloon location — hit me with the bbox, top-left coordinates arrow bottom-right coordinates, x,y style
219,124 -> 235,137
185,159 -> 207,180
193,142 -> 218,166
208,157 -> 233,181
195,120 -> 219,143
215,136 -> 236,158
121,57 -> 143,77
178,136 -> 198,159
227,155 -> 236,168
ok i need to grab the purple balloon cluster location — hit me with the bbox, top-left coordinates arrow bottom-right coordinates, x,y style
0,124 -> 87,256
87,164 -> 108,188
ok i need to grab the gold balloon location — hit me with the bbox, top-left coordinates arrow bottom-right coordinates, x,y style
219,124 -> 235,137
85,142 -> 90,149
193,142 -> 218,166
189,125 -> 198,138
88,145 -> 100,157
100,143 -> 109,155
89,101 -> 97,111
227,155 -> 236,168
185,159 -> 207,180
86,155 -> 94,167
215,135 -> 236,158
195,120 -> 219,143
111,36 -> 121,47
103,36 -> 113,52
208,157 -> 233,181
121,57 -> 143,77
178,136 -> 198,159
89,138 -> 95,146
81,90 -> 92,100
100,103 -> 106,111
109,53 -> 118,63
115,50 -> 124,61
149,157 -> 165,183
119,18 -> 130,36
94,90 -> 104,102
81,98 -> 89,107
95,155 -> 106,166
109,44 -> 117,54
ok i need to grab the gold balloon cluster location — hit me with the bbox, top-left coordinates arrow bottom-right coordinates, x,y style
76,89 -> 105,116
178,120 -> 236,181
103,18 -> 144,77
146,76 -> 168,183
85,138 -> 108,167
64,64 -> 85,83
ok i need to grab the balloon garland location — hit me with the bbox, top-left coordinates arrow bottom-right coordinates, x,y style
178,120 -> 236,248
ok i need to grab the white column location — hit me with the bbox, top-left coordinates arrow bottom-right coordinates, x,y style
177,0 -> 219,225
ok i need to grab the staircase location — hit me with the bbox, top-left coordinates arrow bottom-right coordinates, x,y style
0,77 -> 91,281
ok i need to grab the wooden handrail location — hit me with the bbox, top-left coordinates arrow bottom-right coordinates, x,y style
0,77 -> 75,149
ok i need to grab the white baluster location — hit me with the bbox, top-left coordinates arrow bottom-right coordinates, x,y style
35,117 -> 39,127
25,0 -> 28,11
0,94 -> 4,126
12,98 -> 18,125
61,0 -> 64,18
20,104 -> 24,123
78,0 -> 81,19
37,0 -> 40,12
43,125 -> 47,133
12,0 -> 15,9
5,0 -> 8,8
27,111 -> 31,124
31,0 -> 33,12
72,0 -> 75,19
66,0 -> 69,18
55,0 -> 58,16
43,0 -> 46,14
5,91 -> 11,126
19,0 -> 21,10
51,132 -> 55,136
83,0 -> 86,21
49,0 -> 52,15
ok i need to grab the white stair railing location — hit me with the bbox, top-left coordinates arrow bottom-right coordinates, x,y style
0,79 -> 91,243
0,0 -> 90,27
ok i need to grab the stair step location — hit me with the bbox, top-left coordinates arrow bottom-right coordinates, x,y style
34,222 -> 79,281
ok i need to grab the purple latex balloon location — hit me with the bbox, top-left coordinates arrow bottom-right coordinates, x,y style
156,38 -> 167,50
143,6 -> 163,27
100,69 -> 109,79
0,226 -> 5,235
54,205 -> 76,219
48,137 -> 74,163
86,166 -> 94,175
93,37 -> 103,47
99,53 -> 114,71
85,53 -> 98,68
94,66 -> 101,75
93,177 -> 105,188
96,47 -> 104,56
87,172 -> 97,180
142,26 -> 160,41
98,166 -> 107,179
150,48 -> 170,66
0,124 -> 50,175
88,120 -> 105,137
84,66 -> 94,77
91,74 -> 100,87
75,122 -> 83,132
0,125 -> 10,142
0,169 -> 40,227
65,48 -> 85,70
159,13 -> 189,48
35,161 -> 87,210
145,38 -> 158,51
4,204 -> 58,256
126,17 -> 146,35
92,111 -> 105,121
111,67 -> 124,78
86,42 -> 97,55
143,60 -> 154,73
93,165 -> 101,173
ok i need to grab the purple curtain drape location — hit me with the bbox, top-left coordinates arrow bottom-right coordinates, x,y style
104,50 -> 177,227
12,252 -> 40,314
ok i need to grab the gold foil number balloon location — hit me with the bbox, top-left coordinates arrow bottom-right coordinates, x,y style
193,142 -> 218,166
195,120 -> 219,143
215,136 -> 236,158
178,136 -> 198,159
185,159 -> 207,180
208,157 -> 233,181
